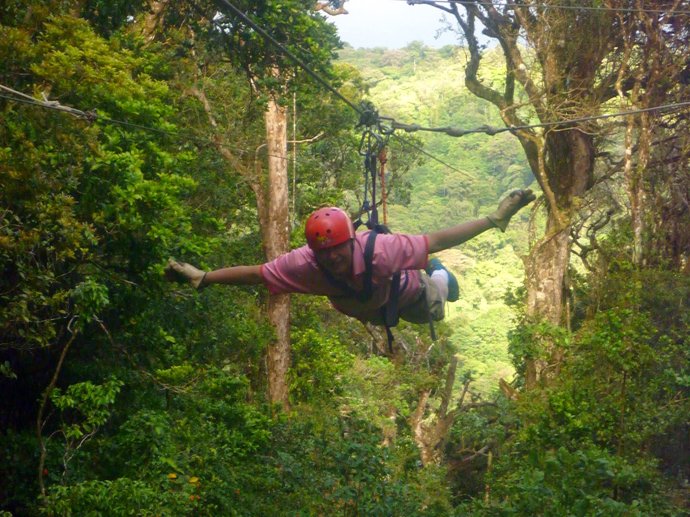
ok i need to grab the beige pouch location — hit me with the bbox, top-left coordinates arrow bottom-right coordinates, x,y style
399,271 -> 445,324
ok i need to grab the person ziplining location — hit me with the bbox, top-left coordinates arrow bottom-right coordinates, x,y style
165,189 -> 535,334
161,0 -> 685,336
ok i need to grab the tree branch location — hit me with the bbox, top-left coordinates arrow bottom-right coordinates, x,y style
37,324 -> 78,496
314,1 -> 348,16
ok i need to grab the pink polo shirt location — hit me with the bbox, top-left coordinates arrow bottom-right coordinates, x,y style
261,231 -> 429,324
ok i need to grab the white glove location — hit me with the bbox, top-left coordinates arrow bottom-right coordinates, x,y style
165,259 -> 207,289
487,189 -> 536,232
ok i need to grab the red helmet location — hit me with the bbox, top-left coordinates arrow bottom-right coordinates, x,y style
305,207 -> 355,250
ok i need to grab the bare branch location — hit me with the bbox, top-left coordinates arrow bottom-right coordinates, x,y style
37,324 -> 78,496
314,1 -> 348,16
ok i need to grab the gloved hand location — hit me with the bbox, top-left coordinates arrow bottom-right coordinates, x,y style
487,189 -> 536,232
165,259 -> 207,289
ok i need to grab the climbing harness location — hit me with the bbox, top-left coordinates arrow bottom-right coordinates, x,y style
351,102 -> 437,352
354,101 -> 394,232
352,103 -> 397,351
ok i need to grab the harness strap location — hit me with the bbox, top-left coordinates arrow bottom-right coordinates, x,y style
382,270 -> 401,353
426,290 -> 437,341
362,226 -> 377,301
364,227 -> 402,353
322,228 -> 404,353
319,229 -> 386,304
384,325 -> 395,354
420,273 -> 438,342
363,228 -> 404,327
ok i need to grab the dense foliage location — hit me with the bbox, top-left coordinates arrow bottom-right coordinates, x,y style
1,4 -> 689,516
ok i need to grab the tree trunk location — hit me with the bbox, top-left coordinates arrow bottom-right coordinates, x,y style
410,356 -> 461,465
521,128 -> 593,387
191,82 -> 292,407
141,0 -> 169,41
524,223 -> 570,387
410,389 -> 434,465
431,1 -> 609,388
263,95 -> 291,408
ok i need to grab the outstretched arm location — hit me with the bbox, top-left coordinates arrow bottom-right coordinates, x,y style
205,265 -> 263,286
427,218 -> 494,254
165,259 -> 263,289
426,189 -> 536,254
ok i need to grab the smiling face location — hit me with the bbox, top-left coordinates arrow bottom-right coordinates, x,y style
313,239 -> 354,280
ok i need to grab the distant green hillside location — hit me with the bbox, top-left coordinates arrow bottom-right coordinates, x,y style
338,44 -> 537,393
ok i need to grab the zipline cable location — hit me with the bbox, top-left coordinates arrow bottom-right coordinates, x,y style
212,0 -> 363,116
1,87 -> 459,183
210,1 -> 690,174
392,133 -> 476,178
3,0 -> 687,213
0,90 -> 196,140
210,0 -> 475,175
5,88 -> 690,177
0,91 -> 288,161
4,86 -> 690,153
5,0 -> 690,176
9,4 -> 684,185
404,0 -> 690,15
390,100 -> 690,137
211,1 -> 474,179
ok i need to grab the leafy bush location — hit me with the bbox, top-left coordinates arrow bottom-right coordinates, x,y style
43,478 -> 193,517
458,268 -> 690,515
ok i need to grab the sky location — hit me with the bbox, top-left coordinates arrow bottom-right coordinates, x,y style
327,0 -> 461,49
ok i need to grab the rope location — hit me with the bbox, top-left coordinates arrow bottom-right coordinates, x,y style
391,100 -> 690,137
354,103 -> 392,228
392,133 -> 476,178
404,0 -> 690,15
0,90 -> 195,139
0,7 -> 467,176
5,87 -> 689,167
209,1 -> 690,163
212,0 -> 363,116
379,148 -> 388,225
0,90 -> 290,161
209,2 -> 472,174
7,0 -> 690,176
